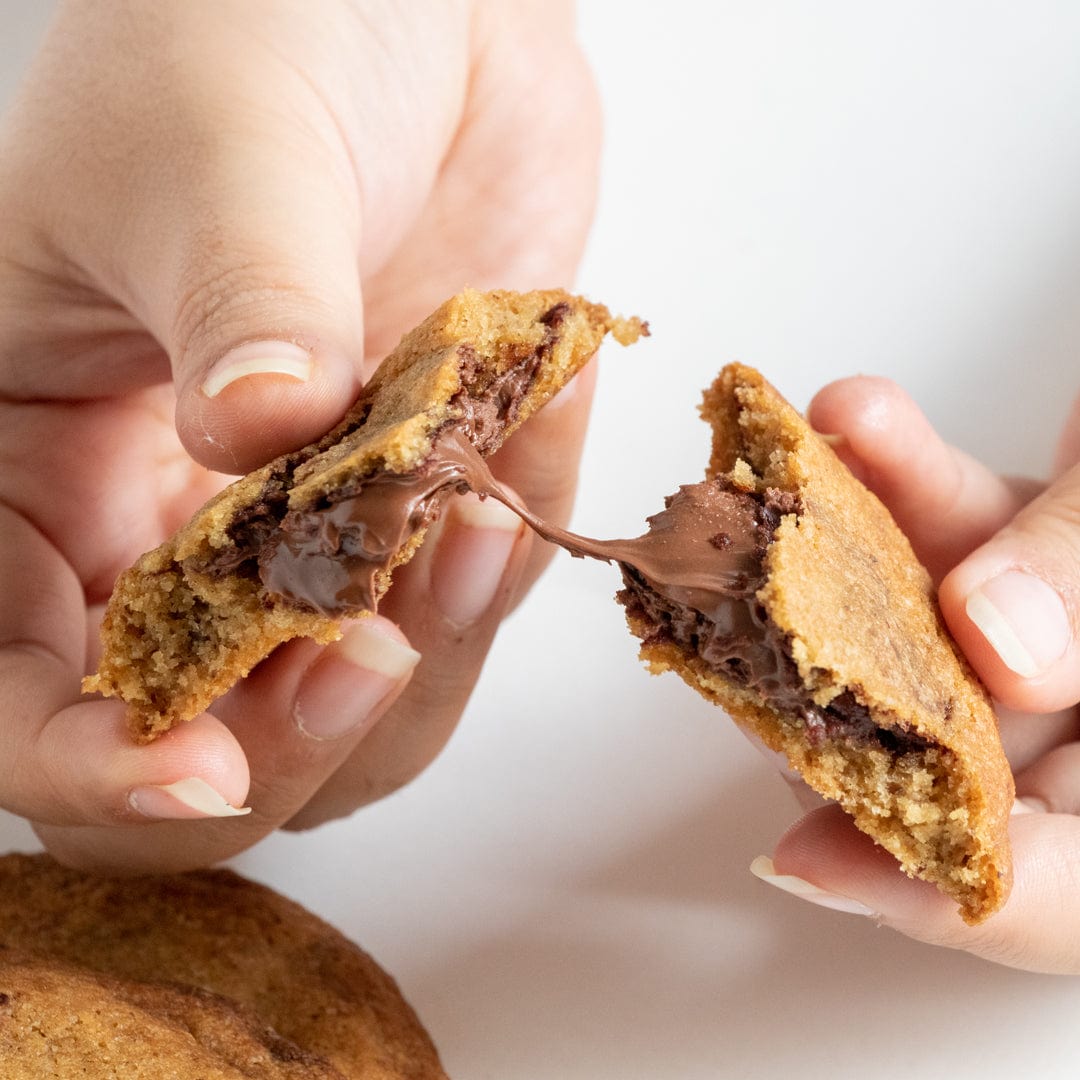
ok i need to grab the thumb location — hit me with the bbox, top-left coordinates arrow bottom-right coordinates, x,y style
164,143 -> 365,474
938,463 -> 1080,713
114,100 -> 366,474
758,803 -> 1080,974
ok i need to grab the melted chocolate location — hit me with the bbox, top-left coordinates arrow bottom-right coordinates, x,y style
609,485 -> 801,710
193,306 -> 562,590
278,428 -> 925,755
209,380 -> 927,757
260,437 -> 480,615
257,427 -> 769,616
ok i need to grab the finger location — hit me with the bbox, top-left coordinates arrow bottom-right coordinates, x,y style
938,462 -> 1080,712
1013,740 -> 1080,815
1,503 -> 248,832
994,702 -> 1080,775
756,804 -> 1080,974
488,359 -> 598,607
219,617 -> 418,824
149,132 -> 366,474
21,10 -> 368,473
39,616 -> 419,872
807,377 -> 1038,582
285,489 -> 533,828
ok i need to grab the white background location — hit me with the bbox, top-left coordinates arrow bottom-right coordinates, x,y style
3,3 -> 1080,1077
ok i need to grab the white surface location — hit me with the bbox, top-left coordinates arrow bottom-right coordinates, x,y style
3,3 -> 1080,1078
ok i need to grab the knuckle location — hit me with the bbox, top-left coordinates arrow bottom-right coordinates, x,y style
170,252 -> 323,374
965,921 -> 1042,970
1010,511 -> 1080,583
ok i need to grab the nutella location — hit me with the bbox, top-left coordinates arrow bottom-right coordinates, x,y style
256,424 -> 795,692
232,416 -> 923,756
257,426 -> 771,619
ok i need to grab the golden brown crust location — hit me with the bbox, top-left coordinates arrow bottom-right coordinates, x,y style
0,950 -> 348,1079
0,853 -> 446,1079
84,288 -> 644,739
629,363 -> 1013,923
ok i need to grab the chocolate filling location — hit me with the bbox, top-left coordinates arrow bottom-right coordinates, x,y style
254,426 -> 928,757
610,484 -> 933,757
191,303 -> 568,609
192,307 -> 928,759
200,401 -> 375,578
259,429 -> 481,615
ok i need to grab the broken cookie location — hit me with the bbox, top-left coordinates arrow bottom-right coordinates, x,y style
612,363 -> 1013,923
85,297 -> 1008,925
84,288 -> 645,740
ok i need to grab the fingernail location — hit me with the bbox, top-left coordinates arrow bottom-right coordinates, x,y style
431,493 -> 524,628
295,620 -> 420,740
1011,796 -> 1050,815
816,431 -> 847,449
750,855 -> 876,917
201,340 -> 312,398
965,571 -> 1071,678
129,778 -> 252,820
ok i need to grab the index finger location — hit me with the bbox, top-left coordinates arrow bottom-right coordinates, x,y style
807,376 -> 1039,582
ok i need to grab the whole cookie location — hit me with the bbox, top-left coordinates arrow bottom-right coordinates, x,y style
615,364 -> 1013,923
0,853 -> 445,1079
0,949 -> 346,1079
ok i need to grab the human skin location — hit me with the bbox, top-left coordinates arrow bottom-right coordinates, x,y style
756,375 -> 1080,974
10,0 -> 1073,979
0,0 -> 600,871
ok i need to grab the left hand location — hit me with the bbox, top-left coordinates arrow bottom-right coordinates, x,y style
0,0 -> 600,873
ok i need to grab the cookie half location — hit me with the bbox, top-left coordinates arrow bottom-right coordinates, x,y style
0,853 -> 444,1079
84,288 -> 644,740
615,363 -> 1013,923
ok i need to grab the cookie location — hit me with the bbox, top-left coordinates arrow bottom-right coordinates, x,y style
83,288 -> 645,740
0,949 -> 347,1079
0,852 -> 445,1078
613,364 -> 1013,923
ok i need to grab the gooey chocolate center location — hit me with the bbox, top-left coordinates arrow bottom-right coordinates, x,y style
207,385 -> 927,756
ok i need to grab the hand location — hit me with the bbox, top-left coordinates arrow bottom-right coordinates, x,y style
0,0 -> 600,871
751,375 -> 1080,972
